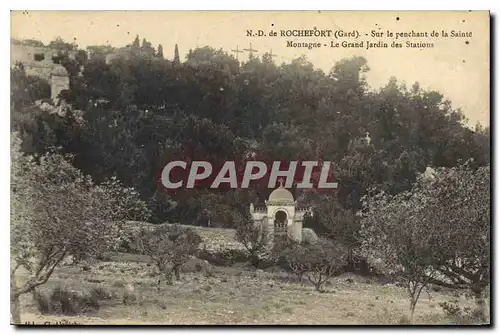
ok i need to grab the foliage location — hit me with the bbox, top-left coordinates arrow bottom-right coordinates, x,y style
234,211 -> 269,262
424,163 -> 490,322
278,238 -> 347,291
134,225 -> 202,285
32,286 -> 100,316
439,294 -> 489,325
10,132 -> 149,323
11,35 -> 489,226
48,37 -> 77,52
360,162 -> 490,322
11,63 -> 51,111
302,239 -> 347,291
276,238 -> 309,283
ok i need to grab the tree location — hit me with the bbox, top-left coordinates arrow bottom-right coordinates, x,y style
303,240 -> 347,291
48,37 -> 77,52
140,38 -> 155,57
157,44 -> 164,59
234,211 -> 269,264
426,163 -> 490,322
10,133 -> 149,324
20,33 -> 489,233
279,238 -> 347,291
276,239 -> 309,283
360,163 -> 490,323
174,44 -> 180,64
134,225 -> 202,287
360,187 -> 440,322
132,35 -> 140,50
311,195 -> 360,270
86,44 -> 115,61
11,63 -> 51,111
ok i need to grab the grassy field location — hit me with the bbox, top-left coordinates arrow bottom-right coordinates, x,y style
16,250 -> 485,326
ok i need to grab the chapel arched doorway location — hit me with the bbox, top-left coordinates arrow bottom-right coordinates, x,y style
274,210 -> 288,237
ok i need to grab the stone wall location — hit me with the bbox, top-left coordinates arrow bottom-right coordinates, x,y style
51,74 -> 70,100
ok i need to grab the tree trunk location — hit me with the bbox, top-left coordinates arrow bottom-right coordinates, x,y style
10,273 -> 21,325
315,274 -> 323,292
165,272 -> 173,285
409,299 -> 417,324
174,265 -> 181,281
347,247 -> 354,272
10,292 -> 21,325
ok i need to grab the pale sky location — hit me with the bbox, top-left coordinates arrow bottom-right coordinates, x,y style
11,10 -> 490,126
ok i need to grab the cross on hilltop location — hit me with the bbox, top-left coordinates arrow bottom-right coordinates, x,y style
231,45 -> 244,60
268,49 -> 278,62
243,43 -> 258,58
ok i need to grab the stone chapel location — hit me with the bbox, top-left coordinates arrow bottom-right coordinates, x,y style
249,182 -> 311,244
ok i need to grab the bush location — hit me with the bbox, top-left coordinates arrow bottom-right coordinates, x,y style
181,257 -> 213,275
134,224 -> 202,282
234,212 -> 269,259
32,290 -> 50,314
33,287 -> 100,315
95,253 -> 112,262
122,290 -> 137,305
89,287 -> 114,300
439,300 -> 489,325
278,238 -> 347,291
196,248 -> 249,266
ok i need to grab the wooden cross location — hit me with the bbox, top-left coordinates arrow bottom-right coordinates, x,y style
243,43 -> 258,58
231,45 -> 244,60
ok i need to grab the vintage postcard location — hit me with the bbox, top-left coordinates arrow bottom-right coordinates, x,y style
10,10 -> 491,326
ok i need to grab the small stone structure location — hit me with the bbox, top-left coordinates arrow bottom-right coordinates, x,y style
51,65 -> 70,101
250,182 -> 311,245
10,42 -> 76,81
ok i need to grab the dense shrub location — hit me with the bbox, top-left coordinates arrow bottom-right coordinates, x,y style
122,290 -> 137,305
277,238 -> 347,291
439,293 -> 490,325
196,248 -> 249,266
33,287 -> 100,315
89,287 -> 114,300
134,224 -> 202,284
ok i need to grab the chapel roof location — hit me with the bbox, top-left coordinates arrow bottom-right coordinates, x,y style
268,183 -> 294,203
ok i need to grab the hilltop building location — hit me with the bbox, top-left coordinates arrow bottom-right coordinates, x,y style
11,40 -> 74,101
10,40 -> 76,81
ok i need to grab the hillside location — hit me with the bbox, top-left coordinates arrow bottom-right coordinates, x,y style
122,221 -> 246,253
